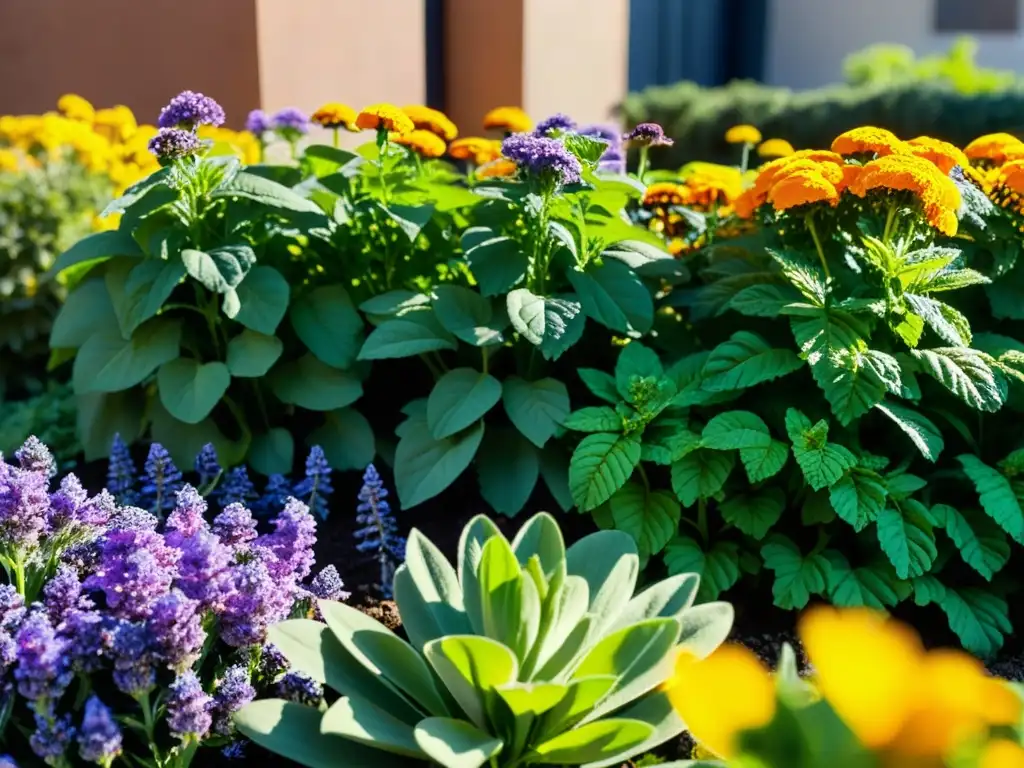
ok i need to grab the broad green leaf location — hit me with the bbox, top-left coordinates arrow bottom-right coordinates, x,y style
539,446 -> 574,512
565,530 -> 639,634
578,368 -> 620,403
72,320 -> 181,394
537,676 -> 617,742
149,399 -> 244,470
873,400 -> 943,461
432,285 -> 504,346
359,290 -> 431,317
291,284 -> 365,368
52,228 -> 142,274
75,390 -> 144,461
181,245 -> 255,293
157,358 -> 230,424
701,411 -> 771,450
663,537 -> 741,602
911,348 -> 1006,412
829,470 -> 887,532
822,551 -> 904,609
359,312 -> 457,360
876,506 -> 937,579
233,266 -> 290,335
395,420 -> 485,508
818,349 -> 902,426
609,573 -> 700,634
601,238 -> 674,271
414,718 -> 503,768
226,330 -> 283,377
701,331 -> 802,392
476,429 -> 540,517
269,354 -> 363,411
399,529 -> 471,651
563,406 -> 623,433
308,408 -> 375,471
760,534 -> 831,609
670,449 -> 734,507
506,289 -> 583,352
609,482 -> 681,559
424,636 -> 518,728
720,488 -> 785,540
462,227 -> 528,296
936,587 -> 1011,658
477,536 -> 539,661
385,203 -> 435,241
211,170 -> 323,213
957,454 -> 1024,542
643,428 -> 701,466
502,377 -> 570,448
932,504 -> 1010,580
511,512 -> 567,585
568,260 -> 654,334
739,440 -> 789,483
249,428 -> 294,476
105,257 -> 185,337
427,368 -> 502,440
615,343 -> 664,399
321,698 -> 425,758
533,719 -> 654,765
786,409 -> 856,491
905,293 -> 971,347
50,278 -> 119,348
569,433 -> 642,511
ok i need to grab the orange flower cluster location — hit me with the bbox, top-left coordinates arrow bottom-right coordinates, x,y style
449,137 -> 502,164
482,106 -> 532,134
851,154 -> 961,235
403,105 -> 458,141
965,132 -> 1024,167
389,128 -> 446,158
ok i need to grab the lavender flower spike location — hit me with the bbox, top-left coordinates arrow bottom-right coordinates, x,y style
14,612 -> 72,705
216,467 -> 257,507
30,712 -> 75,764
15,436 -> 56,478
623,122 -> 674,147
78,696 -> 122,765
354,464 -> 404,599
158,90 -> 226,130
194,443 -> 221,490
213,503 -> 258,549
501,134 -> 582,187
167,671 -> 214,742
212,664 -> 256,735
106,434 -> 136,506
148,128 -> 202,162
294,445 -> 333,519
141,443 -> 183,516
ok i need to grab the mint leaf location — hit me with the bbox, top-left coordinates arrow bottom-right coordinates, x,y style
956,454 -> 1024,542
785,409 -> 856,491
740,440 -> 789,483
701,411 -> 771,450
910,348 -> 1006,412
720,489 -> 785,540
578,368 -> 619,404
615,343 -> 663,399
914,579 -> 1011,657
829,470 -> 887,532
701,331 -> 803,392
726,283 -> 802,318
873,401 -> 944,462
932,504 -> 1010,580
609,482 -> 681,559
822,551 -> 905,609
670,449 -> 735,507
876,506 -> 937,579
760,534 -> 831,610
562,407 -> 623,433
568,433 -> 641,511
663,537 -> 741,601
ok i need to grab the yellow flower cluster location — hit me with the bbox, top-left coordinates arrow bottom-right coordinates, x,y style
449,137 -> 502,165
757,137 -> 795,158
355,104 -> 415,135
311,103 -> 358,131
403,105 -> 458,141
389,129 -> 447,158
667,607 -> 1023,764
483,106 -> 533,134
725,124 -> 762,145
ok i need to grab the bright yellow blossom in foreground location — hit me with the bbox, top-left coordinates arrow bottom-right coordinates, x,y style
757,138 -> 795,158
57,93 -> 95,124
643,181 -> 691,207
390,129 -> 446,158
680,162 -> 744,208
483,106 -> 533,134
403,105 -> 458,140
355,104 -> 414,135
832,126 -> 905,157
449,137 -> 502,165
725,124 -> 762,145
981,739 -> 1024,768
965,132 -> 1024,165
311,102 -> 358,130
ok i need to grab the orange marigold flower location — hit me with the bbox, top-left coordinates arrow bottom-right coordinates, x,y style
403,105 -> 458,140
476,158 -> 517,179
751,150 -> 845,199
311,102 -> 358,130
483,106 -> 533,133
733,188 -> 760,219
852,153 -> 961,235
768,169 -> 840,211
356,104 -> 414,135
725,124 -> 762,144
390,128 -> 446,158
643,181 -> 691,207
757,138 -> 795,158
906,136 -> 969,175
836,163 -> 863,193
964,132 -> 1024,165
449,137 -> 502,164
832,126 -> 905,157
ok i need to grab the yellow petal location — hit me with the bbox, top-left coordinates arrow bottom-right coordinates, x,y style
981,739 -> 1024,768
665,644 -> 775,759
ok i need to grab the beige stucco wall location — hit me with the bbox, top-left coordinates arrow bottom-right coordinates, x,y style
766,0 -> 1024,89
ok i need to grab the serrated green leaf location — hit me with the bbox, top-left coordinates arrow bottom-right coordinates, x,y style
785,409 -> 856,491
957,455 -> 1024,542
829,470 -> 886,532
760,534 -> 831,609
932,504 -> 1010,580
643,428 -> 702,466
563,407 -> 623,433
720,488 -> 785,540
502,377 -> 570,448
609,482 -> 681,559
395,420 -> 485,508
876,506 -> 937,579
911,348 -> 1006,412
905,294 -> 971,347
663,537 -> 741,602
938,587 -> 1011,657
670,449 -> 735,507
873,401 -> 944,461
569,433 -> 642,511
726,283 -> 801,317
426,368 -> 502,440
818,349 -> 902,426
291,284 -> 365,368
701,411 -> 771,450
701,331 -> 802,392
568,260 -> 653,334
822,551 -> 903,609
739,440 -> 789,483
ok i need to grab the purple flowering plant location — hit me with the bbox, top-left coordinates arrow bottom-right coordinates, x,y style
0,436 -> 344,766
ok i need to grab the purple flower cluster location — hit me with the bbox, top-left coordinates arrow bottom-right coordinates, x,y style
535,113 -> 577,136
623,122 -> 674,148
272,107 -> 311,136
501,134 -> 582,187
213,664 -> 256,735
167,671 -> 214,741
293,446 -> 333,519
158,90 -> 226,130
78,696 -> 122,764
246,109 -> 272,136
148,128 -> 202,162
354,465 -> 404,598
276,671 -> 323,707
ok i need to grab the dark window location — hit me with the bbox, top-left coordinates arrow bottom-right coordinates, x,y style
935,0 -> 1019,32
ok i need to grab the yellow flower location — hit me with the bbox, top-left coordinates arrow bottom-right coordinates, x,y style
965,132 -> 1024,166
311,102 -> 358,130
981,740 -> 1024,768
0,149 -> 19,173
476,158 -> 517,179
757,138 -> 795,158
643,181 -> 692,207
906,136 -> 969,175
751,150 -> 845,201
390,129 -> 447,158
483,106 -> 533,134
851,154 -> 961,236
665,645 -> 775,759
768,169 -> 840,211
449,137 -> 502,164
57,94 -> 95,124
403,105 -> 458,140
93,105 -> 137,143
680,162 -> 744,208
832,126 -> 906,157
725,124 -> 762,145
355,104 -> 414,135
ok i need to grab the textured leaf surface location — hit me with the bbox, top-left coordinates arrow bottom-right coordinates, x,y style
957,454 -> 1024,542
670,449 -> 735,507
609,482 -> 681,559
911,348 -> 1006,412
829,471 -> 887,532
876,506 -> 937,579
569,433 -> 642,511
663,537 -> 741,601
761,534 -> 831,609
701,331 -> 802,392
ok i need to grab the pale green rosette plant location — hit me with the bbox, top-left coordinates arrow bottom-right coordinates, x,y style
236,512 -> 734,767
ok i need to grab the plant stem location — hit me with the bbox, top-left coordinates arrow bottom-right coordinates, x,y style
740,142 -> 751,174
805,214 -> 831,279
882,203 -> 897,243
637,463 -> 651,494
481,345 -> 490,375
637,146 -> 650,184
332,128 -> 339,148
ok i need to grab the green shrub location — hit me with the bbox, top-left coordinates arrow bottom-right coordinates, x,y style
0,381 -> 79,467
235,511 -> 733,767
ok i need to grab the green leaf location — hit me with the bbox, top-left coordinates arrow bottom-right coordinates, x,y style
233,266 -> 290,335
75,390 -> 144,461
533,719 -> 654,765
609,482 -> 681,559
785,409 -> 856,491
905,294 -> 972,347
663,537 -> 741,601
414,718 -> 503,768
426,368 -> 502,440
701,331 -> 802,392
424,636 -> 518,729
308,408 -> 375,472
643,428 -> 701,466
818,349 -> 902,426
291,284 -> 364,369
873,401 -> 943,461
462,227 -> 528,296
395,420 -> 485,508
53,229 -> 142,274
568,260 -> 653,334
822,551 -> 904,609
476,429 -> 539,517
384,203 -> 435,241
321,698 -> 424,759
910,348 -> 1006,412
615,343 -> 663,399
359,312 -> 457,360
829,471 -> 886,532
726,283 -> 801,317
760,534 -> 831,609
156,359 -> 230,424
211,170 -> 323,213
937,587 -> 1011,658
578,368 -> 619,404
105,257 -> 185,337
957,455 -> 1024,542
701,411 -> 771,450
398,531 -> 472,652
226,330 -> 283,377
876,506 -> 937,579
360,290 -> 431,317
432,285 -> 503,346
250,428 -> 295,476
670,449 -> 734,507
506,289 -> 583,351
181,245 -> 255,293
564,132 -> 614,165
932,504 -> 1010,580
50,278 -> 120,348
502,377 -> 570,448
563,407 -> 622,433
539,447 -> 574,512
269,354 -> 363,411
569,433 -> 642,512
740,440 -> 789,483
720,489 -> 785,540
72,320 -> 181,394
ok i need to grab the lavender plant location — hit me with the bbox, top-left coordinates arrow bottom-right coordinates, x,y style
353,464 -> 404,598
0,436 -> 344,767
